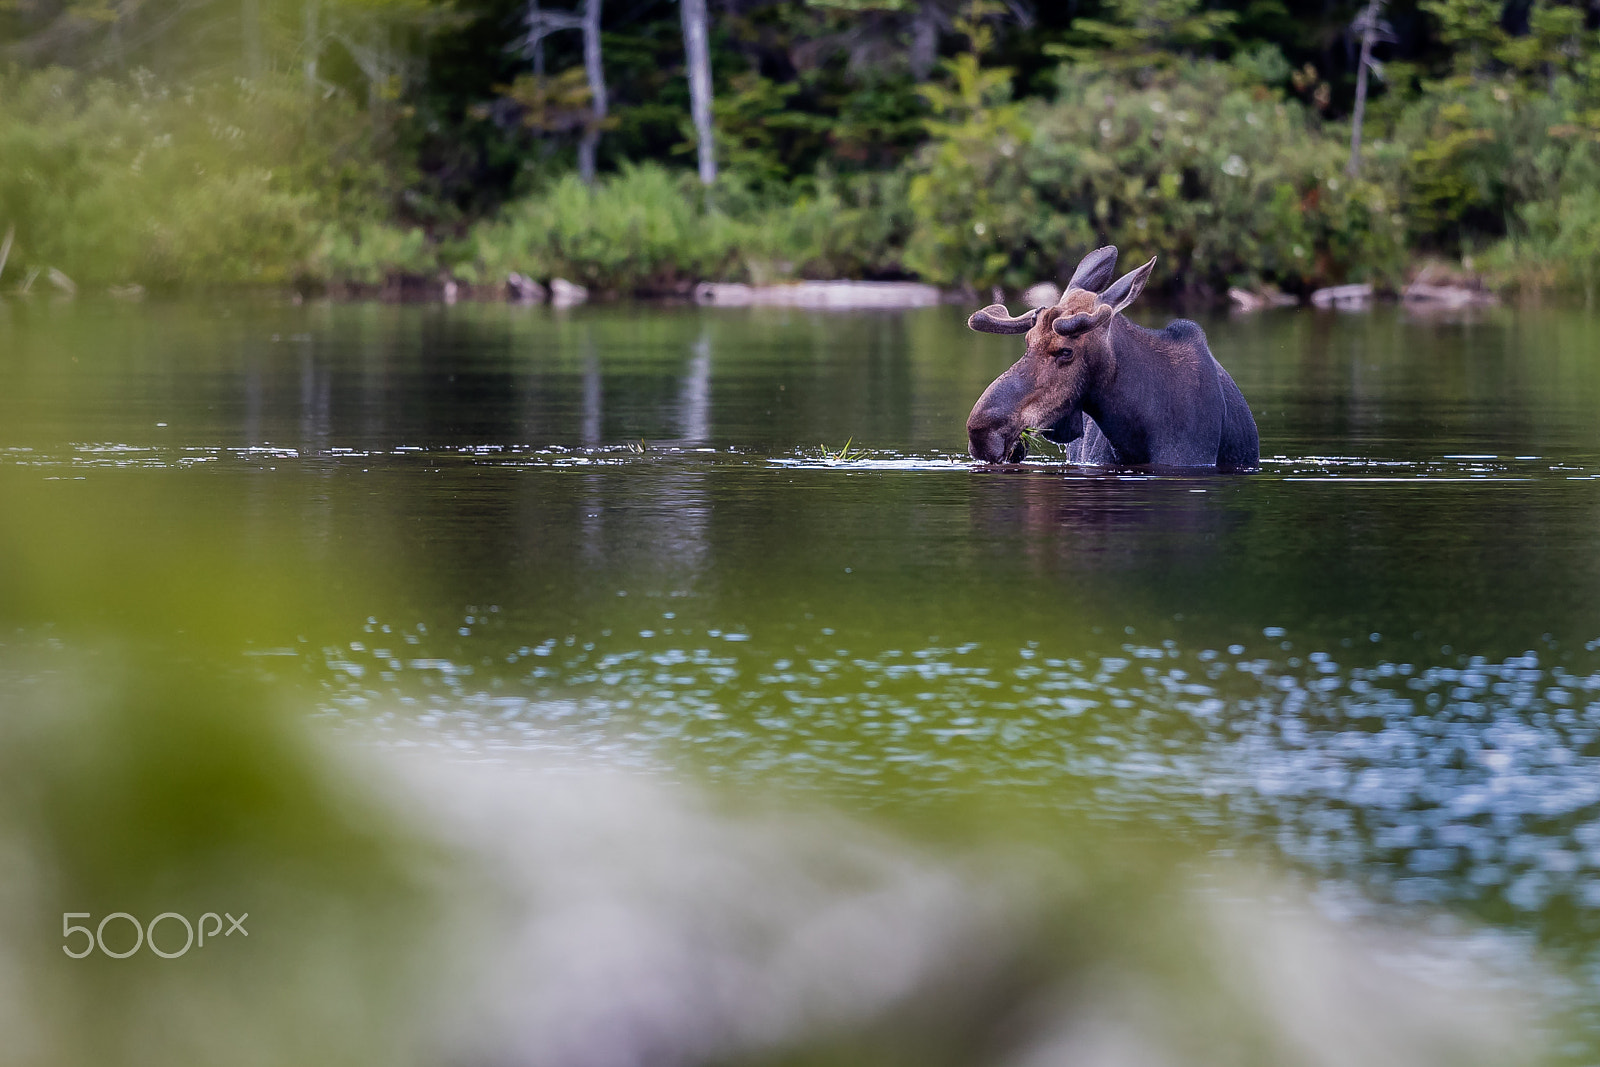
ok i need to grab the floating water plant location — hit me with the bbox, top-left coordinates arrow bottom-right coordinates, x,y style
817,438 -> 867,462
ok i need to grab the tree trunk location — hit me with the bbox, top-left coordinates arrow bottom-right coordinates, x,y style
909,4 -> 938,80
529,0 -> 545,77
303,0 -> 319,94
577,0 -> 606,184
680,0 -> 716,185
1346,0 -> 1380,177
243,0 -> 263,77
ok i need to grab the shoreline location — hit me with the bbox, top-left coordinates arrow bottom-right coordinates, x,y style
6,263 -> 1523,310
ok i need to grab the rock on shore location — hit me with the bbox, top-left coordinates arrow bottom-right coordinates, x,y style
694,280 -> 942,309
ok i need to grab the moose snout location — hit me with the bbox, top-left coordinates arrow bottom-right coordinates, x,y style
967,364 -> 1033,463
967,411 -> 1025,464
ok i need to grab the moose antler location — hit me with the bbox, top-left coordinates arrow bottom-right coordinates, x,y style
967,305 -> 1039,334
1052,305 -> 1114,337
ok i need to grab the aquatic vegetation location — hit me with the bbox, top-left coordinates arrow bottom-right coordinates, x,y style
462,164 -> 745,291
460,164 -> 913,291
1019,427 -> 1065,459
815,437 -> 867,462
311,220 -> 439,288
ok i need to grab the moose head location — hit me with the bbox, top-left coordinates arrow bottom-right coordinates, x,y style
965,246 -> 1156,464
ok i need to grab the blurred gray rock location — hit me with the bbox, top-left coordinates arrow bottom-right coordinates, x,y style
694,281 -> 940,309
1403,283 -> 1498,308
1310,283 -> 1374,309
550,278 -> 589,307
507,273 -> 547,303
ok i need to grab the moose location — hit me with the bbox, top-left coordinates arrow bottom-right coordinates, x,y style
965,246 -> 1259,468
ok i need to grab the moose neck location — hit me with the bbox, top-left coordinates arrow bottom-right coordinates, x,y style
1077,316 -> 1153,464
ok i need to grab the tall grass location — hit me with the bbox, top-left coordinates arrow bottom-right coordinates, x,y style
463,165 -> 746,291
461,164 -> 914,291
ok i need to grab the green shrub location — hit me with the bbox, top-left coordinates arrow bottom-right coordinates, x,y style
464,163 -> 914,291
904,61 -> 1407,293
1484,186 -> 1600,303
1395,75 -> 1600,253
0,67 -> 395,289
464,164 -> 747,290
311,221 -> 438,286
902,54 -> 1085,292
1539,187 -> 1600,304
759,169 -> 916,281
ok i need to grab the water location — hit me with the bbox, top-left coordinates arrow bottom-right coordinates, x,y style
3,297 -> 1600,1059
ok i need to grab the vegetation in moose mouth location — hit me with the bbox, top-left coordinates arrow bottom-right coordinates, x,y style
1019,428 -> 1066,460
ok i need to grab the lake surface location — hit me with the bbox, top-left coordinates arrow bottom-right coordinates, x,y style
3,297 -> 1600,1054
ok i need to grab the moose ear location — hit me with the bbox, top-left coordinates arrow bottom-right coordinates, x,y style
1099,256 -> 1157,314
1066,245 -> 1118,294
967,304 -> 1039,334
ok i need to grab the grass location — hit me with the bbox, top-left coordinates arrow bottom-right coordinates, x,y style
816,438 -> 867,462
1020,427 -> 1066,460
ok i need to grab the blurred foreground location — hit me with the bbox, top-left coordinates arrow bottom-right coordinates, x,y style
0,462 -> 1573,1067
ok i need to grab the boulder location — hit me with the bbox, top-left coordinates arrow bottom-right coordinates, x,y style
1402,283 -> 1498,308
1229,287 -> 1299,311
507,272 -> 546,304
694,280 -> 941,309
1229,287 -> 1265,312
549,277 -> 588,307
693,282 -> 754,305
1310,283 -> 1373,310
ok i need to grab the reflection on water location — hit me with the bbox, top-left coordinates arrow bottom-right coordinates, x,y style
0,644 -> 1553,1067
317,575 -> 1600,926
3,299 -> 1600,1059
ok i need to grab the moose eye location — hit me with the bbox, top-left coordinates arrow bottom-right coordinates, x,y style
1055,347 -> 1075,364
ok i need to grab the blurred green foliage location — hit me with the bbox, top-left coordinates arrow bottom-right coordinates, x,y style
0,468 -> 438,1067
5,0 -> 1600,295
0,66 -> 418,289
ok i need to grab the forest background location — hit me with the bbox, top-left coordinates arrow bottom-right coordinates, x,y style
4,0 -> 1600,301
